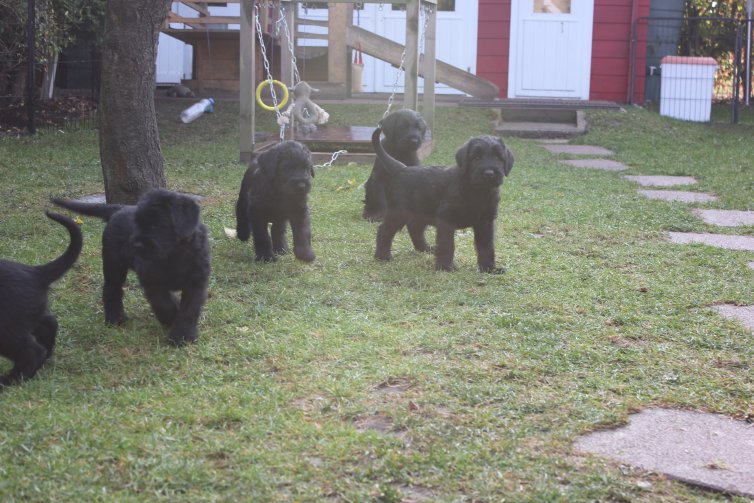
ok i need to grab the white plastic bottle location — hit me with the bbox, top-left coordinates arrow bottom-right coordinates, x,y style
180,97 -> 215,124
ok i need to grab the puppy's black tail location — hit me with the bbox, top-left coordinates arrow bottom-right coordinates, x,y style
371,127 -> 407,177
51,197 -> 125,222
235,165 -> 255,242
34,212 -> 83,285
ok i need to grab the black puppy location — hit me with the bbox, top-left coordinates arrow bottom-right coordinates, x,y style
53,189 -> 210,346
0,212 -> 82,387
235,140 -> 316,263
371,127 -> 514,273
362,108 -> 427,222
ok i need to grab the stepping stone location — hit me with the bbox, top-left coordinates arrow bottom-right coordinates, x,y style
624,175 -> 698,187
749,261 -> 754,270
692,209 -> 754,227
714,305 -> 754,333
536,138 -> 570,144
574,408 -> 754,498
542,144 -> 614,156
638,190 -> 718,203
560,159 -> 629,171
667,232 -> 754,251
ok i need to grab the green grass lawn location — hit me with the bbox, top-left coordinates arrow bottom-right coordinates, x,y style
0,101 -> 752,502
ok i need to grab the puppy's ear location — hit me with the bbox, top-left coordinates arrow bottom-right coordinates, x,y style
378,112 -> 399,143
171,196 -> 201,238
454,137 -> 473,174
257,148 -> 279,179
496,138 -> 514,176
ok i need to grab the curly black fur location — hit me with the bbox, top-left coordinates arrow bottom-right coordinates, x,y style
53,189 -> 210,346
235,140 -> 316,263
362,109 -> 427,222
371,127 -> 514,273
0,212 -> 82,387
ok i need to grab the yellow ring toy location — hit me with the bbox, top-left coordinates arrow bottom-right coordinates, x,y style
256,79 -> 289,111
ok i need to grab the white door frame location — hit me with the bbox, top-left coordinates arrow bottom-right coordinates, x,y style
508,1 -> 594,99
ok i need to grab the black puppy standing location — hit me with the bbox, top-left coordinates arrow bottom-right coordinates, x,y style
236,140 -> 316,263
0,212 -> 82,387
53,189 -> 210,346
371,127 -> 514,273
362,109 -> 427,222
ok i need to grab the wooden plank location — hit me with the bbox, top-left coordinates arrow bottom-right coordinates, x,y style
239,0 -> 254,163
403,0 -> 419,110
346,25 -> 498,99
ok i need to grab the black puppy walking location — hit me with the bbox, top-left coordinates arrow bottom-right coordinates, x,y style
236,140 -> 316,263
371,127 -> 514,273
362,109 -> 427,222
0,212 -> 82,387
53,189 -> 210,346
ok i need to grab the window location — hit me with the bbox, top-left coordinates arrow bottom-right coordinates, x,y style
533,0 -> 571,14
393,1 -> 455,12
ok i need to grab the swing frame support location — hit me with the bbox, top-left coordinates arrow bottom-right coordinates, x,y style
240,0 -> 437,164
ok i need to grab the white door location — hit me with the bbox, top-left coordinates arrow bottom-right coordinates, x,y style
354,2 -> 478,94
508,0 -> 594,99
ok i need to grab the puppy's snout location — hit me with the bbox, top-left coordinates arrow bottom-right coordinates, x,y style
484,169 -> 496,179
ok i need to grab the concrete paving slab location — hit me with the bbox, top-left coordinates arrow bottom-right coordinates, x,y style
560,159 -> 629,171
638,190 -> 718,203
667,232 -> 754,251
692,209 -> 754,227
536,138 -> 571,144
713,305 -> 754,333
542,144 -> 615,156
574,408 -> 754,498
624,175 -> 698,187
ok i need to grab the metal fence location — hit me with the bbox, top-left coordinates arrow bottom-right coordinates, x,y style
630,16 -> 751,123
0,6 -> 99,137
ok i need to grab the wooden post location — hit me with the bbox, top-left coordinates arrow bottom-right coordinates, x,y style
328,3 -> 352,89
240,0 -> 255,163
404,0 -> 420,110
421,1 -> 436,138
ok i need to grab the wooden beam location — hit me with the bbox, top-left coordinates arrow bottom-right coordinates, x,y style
328,3 -> 352,86
421,3 -> 436,136
239,0 -> 254,163
403,0 -> 419,110
167,13 -> 240,25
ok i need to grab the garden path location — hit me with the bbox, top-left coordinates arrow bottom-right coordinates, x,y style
538,139 -> 754,498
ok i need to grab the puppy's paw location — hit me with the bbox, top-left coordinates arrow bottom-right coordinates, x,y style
434,261 -> 458,272
105,313 -> 128,326
255,254 -> 277,263
374,250 -> 392,261
481,266 -> 507,274
362,212 -> 384,223
294,247 -> 316,263
169,328 -> 198,347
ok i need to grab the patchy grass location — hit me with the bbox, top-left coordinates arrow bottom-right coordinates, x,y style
0,102 -> 752,502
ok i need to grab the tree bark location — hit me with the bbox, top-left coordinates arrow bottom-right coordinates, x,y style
99,0 -> 171,204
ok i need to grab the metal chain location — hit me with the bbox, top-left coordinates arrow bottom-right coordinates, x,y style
277,4 -> 301,86
254,3 -> 286,140
383,5 -> 430,119
383,49 -> 406,119
314,150 -> 348,169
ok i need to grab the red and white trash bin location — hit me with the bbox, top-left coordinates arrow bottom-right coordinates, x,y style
660,56 -> 718,122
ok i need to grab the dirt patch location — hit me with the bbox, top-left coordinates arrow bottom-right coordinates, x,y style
1,96 -> 97,133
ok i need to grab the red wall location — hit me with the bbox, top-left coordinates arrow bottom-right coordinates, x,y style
590,0 -> 650,102
475,0 -> 650,102
476,0 -> 510,98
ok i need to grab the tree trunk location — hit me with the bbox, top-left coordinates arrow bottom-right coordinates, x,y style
99,0 -> 171,204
